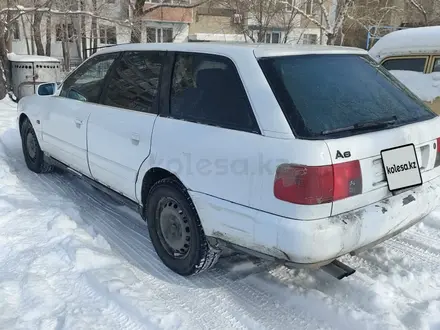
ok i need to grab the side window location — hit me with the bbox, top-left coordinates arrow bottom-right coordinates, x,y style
382,57 -> 427,73
60,53 -> 117,103
102,51 -> 164,113
170,52 -> 259,133
432,58 -> 440,73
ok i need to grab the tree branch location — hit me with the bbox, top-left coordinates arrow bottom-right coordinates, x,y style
142,0 -> 212,15
0,6 -> 132,28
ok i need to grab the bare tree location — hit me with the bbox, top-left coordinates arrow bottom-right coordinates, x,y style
130,0 -> 144,42
221,0 -> 305,43
21,14 -> 31,54
405,0 -> 428,25
403,0 -> 440,26
340,0 -> 401,48
80,0 -> 87,59
221,0 -> 281,42
32,0 -> 46,55
45,0 -> 52,55
286,0 -> 354,45
128,0 -> 211,43
281,3 -> 303,43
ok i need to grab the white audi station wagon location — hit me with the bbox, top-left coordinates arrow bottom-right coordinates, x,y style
17,42 -> 440,279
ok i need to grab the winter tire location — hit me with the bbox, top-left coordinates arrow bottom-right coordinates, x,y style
20,119 -> 53,174
145,178 -> 220,276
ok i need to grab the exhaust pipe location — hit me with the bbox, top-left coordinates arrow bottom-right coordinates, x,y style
321,260 -> 356,280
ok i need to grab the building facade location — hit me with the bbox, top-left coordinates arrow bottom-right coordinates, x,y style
10,0 -> 335,67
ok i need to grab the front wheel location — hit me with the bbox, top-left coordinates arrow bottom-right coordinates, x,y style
20,119 -> 53,174
145,178 -> 220,276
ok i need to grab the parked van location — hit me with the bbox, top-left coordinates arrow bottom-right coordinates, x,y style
369,26 -> 440,114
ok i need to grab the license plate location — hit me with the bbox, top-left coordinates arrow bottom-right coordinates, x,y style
381,144 -> 422,192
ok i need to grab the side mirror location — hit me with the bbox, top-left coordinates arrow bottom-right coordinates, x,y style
37,82 -> 57,96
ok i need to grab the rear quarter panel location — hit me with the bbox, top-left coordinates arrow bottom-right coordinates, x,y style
136,116 -> 334,222
138,116 -> 263,207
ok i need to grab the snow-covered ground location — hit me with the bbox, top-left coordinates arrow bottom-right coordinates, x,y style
3,97 -> 440,330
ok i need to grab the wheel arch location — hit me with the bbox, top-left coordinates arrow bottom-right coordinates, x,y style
140,167 -> 186,218
18,113 -> 29,132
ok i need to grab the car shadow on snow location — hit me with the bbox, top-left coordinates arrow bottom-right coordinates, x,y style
0,128 -> 278,283
0,128 -> 404,330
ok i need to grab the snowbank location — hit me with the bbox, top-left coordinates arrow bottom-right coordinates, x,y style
390,70 -> 440,103
7,53 -> 60,63
369,26 -> 440,61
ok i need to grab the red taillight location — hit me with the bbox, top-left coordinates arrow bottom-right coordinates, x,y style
333,161 -> 362,201
274,161 -> 362,205
435,138 -> 440,167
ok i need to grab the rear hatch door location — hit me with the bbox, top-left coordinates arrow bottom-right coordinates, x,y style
257,52 -> 439,215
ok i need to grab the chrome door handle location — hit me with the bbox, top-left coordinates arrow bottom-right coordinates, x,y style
75,118 -> 83,128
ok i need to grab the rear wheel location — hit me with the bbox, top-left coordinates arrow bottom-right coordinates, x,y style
20,119 -> 53,173
145,178 -> 220,276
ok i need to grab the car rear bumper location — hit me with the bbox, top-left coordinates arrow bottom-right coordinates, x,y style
276,172 -> 440,264
191,171 -> 440,266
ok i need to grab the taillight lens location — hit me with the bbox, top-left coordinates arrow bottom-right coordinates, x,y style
333,161 -> 362,201
435,138 -> 440,167
274,161 -> 362,205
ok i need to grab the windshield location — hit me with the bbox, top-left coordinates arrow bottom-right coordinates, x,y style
258,54 -> 436,139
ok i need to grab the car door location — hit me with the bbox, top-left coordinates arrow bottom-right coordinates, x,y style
87,51 -> 164,201
151,51 -> 262,204
41,52 -> 119,175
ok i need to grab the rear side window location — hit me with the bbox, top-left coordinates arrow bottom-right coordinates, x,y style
102,51 -> 164,113
169,52 -> 259,133
382,57 -> 427,72
258,54 -> 435,139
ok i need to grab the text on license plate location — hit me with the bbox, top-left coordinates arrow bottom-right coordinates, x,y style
380,144 -> 422,192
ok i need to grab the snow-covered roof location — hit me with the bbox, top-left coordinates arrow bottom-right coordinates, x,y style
390,70 -> 440,103
369,26 -> 440,61
94,42 -> 367,59
7,53 -> 60,63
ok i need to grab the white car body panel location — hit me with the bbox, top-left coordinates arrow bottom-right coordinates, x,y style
190,169 -> 440,263
87,105 -> 157,201
17,42 -> 440,266
41,96 -> 92,176
17,95 -> 44,140
145,117 -> 261,207
326,117 -> 440,216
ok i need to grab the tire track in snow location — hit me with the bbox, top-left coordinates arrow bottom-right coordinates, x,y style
385,237 -> 440,271
46,173 -> 327,330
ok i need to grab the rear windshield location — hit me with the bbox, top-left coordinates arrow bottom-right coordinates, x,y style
258,54 -> 436,139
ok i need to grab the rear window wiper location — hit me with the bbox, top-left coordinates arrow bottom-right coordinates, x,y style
321,116 -> 398,135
